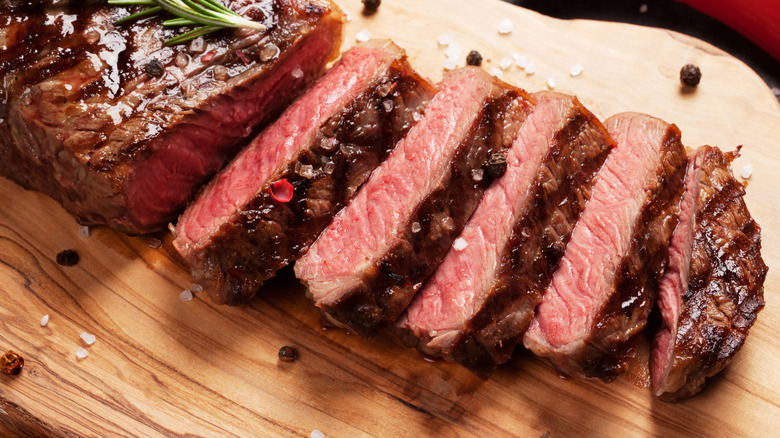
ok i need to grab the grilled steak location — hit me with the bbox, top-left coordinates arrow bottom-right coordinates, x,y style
523,112 -> 687,380
651,146 -> 766,401
173,40 -> 435,305
295,67 -> 533,337
0,0 -> 343,233
397,92 -> 614,377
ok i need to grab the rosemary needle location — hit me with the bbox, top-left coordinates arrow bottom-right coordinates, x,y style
108,0 -> 267,45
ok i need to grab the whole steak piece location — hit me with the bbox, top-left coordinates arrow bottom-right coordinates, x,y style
523,112 -> 687,380
0,0 -> 343,233
173,40 -> 435,305
651,146 -> 766,401
295,67 -> 533,337
397,92 -> 614,378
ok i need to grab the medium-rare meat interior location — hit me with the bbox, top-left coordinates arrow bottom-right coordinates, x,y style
524,112 -> 687,380
173,40 -> 436,306
651,146 -> 766,401
397,91 -> 615,377
0,0 -> 343,233
295,67 -> 534,337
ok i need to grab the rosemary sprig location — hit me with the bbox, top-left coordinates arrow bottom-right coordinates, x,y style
109,0 -> 267,45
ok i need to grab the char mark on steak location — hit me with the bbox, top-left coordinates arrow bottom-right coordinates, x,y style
523,112 -> 687,380
397,92 -> 615,378
0,0 -> 343,233
651,146 -> 766,401
295,67 -> 534,338
173,40 -> 436,306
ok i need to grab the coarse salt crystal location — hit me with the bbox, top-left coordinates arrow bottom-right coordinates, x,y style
453,237 -> 468,251
190,283 -> 203,293
443,57 -> 458,71
442,216 -> 455,231
323,162 -> 336,175
79,225 -> 90,238
499,57 -> 513,70
76,347 -> 89,359
489,67 -> 503,79
437,32 -> 455,46
570,64 -> 584,77
311,431 -> 325,438
291,66 -> 304,79
525,62 -> 536,74
772,87 -> 780,97
515,55 -> 528,69
147,238 -> 162,249
189,37 -> 205,53
80,332 -> 96,345
411,222 -> 422,233
444,43 -> 462,59
40,314 -> 49,327
741,163 -> 753,179
498,18 -> 514,35
355,29 -> 371,42
343,8 -> 352,21
547,75 -> 557,89
471,168 -> 484,182
640,4 -> 648,13
382,99 -> 394,112
180,289 -> 194,302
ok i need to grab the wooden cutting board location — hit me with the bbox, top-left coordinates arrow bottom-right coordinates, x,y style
1,0 -> 778,436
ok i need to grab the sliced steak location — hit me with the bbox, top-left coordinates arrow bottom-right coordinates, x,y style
295,67 -> 533,337
651,146 -> 766,401
0,0 -> 343,233
523,112 -> 687,380
397,92 -> 614,377
173,40 -> 435,305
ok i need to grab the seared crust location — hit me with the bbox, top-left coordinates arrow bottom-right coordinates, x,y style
655,146 -> 766,401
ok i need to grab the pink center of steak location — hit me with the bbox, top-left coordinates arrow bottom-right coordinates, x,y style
651,153 -> 702,394
295,68 -> 495,303
402,92 -> 570,335
525,113 -> 670,350
175,43 -> 397,250
127,21 -> 340,231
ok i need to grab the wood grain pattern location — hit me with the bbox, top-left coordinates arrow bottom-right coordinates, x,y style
1,0 -> 779,436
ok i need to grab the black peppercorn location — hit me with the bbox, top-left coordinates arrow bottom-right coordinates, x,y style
56,249 -> 80,267
278,346 -> 298,362
485,152 -> 508,178
680,64 -> 701,87
1,350 -> 24,375
466,50 -> 483,67
146,59 -> 165,77
362,0 -> 381,13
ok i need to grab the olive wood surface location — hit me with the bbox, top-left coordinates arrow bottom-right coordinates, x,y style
1,0 -> 778,436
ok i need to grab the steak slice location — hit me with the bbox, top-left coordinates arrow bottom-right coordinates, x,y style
0,0 -> 343,233
651,146 -> 766,401
397,92 -> 614,377
295,67 -> 533,337
173,40 -> 435,305
523,112 -> 687,380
